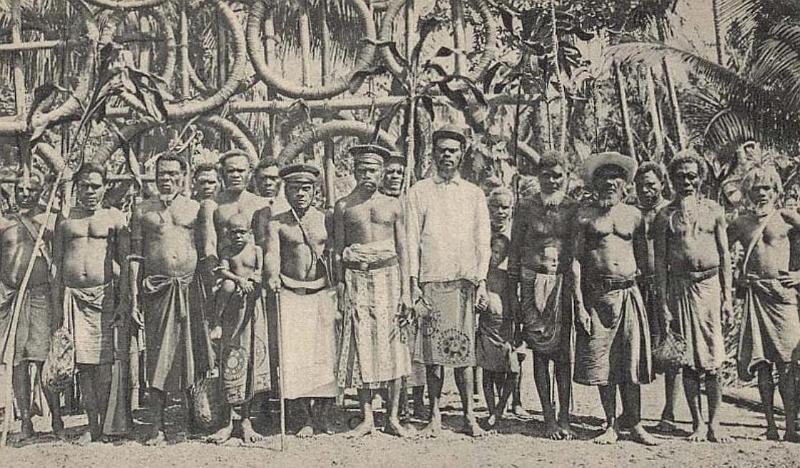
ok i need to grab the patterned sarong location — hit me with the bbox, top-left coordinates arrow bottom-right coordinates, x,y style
668,274 -> 724,373
737,278 -> 800,380
574,283 -> 652,386
277,277 -> 339,399
519,268 -> 571,357
66,283 -> 115,365
414,280 -> 477,368
218,284 -> 271,405
336,241 -> 411,389
142,273 -> 201,393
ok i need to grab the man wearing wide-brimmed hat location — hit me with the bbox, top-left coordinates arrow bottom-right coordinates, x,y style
653,149 -> 733,443
264,163 -> 339,437
572,151 -> 657,446
333,144 -> 412,437
406,125 -> 491,437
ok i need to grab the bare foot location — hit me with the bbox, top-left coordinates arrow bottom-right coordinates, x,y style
464,416 -> 485,437
784,431 -> 800,443
487,413 -> 499,428
557,420 -> 576,441
630,424 -> 659,446
686,424 -> 708,442
384,418 -> 413,437
76,431 -> 94,446
707,425 -> 731,443
655,419 -> 678,434
241,419 -> 264,444
207,423 -> 234,445
593,425 -> 619,445
144,430 -> 167,447
761,427 -> 780,441
512,405 -> 530,417
315,419 -> 335,436
419,419 -> 443,438
19,419 -> 34,440
347,419 -> 375,438
296,424 -> 314,438
545,420 -> 563,440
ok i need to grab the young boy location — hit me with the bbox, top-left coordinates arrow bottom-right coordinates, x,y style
477,234 -> 522,427
208,213 -> 270,444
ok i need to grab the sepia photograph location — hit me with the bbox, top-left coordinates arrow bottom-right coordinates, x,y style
0,0 -> 798,466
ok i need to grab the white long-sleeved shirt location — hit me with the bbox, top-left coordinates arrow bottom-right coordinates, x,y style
406,174 -> 491,285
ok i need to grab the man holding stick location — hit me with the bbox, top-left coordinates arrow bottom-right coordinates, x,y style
0,171 -> 62,440
264,164 -> 338,437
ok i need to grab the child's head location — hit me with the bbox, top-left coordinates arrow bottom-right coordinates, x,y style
226,213 -> 252,247
490,234 -> 509,268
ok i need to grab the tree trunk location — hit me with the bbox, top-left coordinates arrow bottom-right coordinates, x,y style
712,0 -> 724,65
550,0 -> 568,153
644,67 -> 664,161
451,0 -> 467,75
657,22 -> 687,152
614,62 -> 636,159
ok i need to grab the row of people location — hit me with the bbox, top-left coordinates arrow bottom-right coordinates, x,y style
2,124 -> 798,448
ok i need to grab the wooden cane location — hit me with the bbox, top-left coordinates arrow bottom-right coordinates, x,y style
273,289 -> 286,451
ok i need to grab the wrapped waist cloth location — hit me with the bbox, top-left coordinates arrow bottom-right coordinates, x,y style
67,282 -> 115,365
668,274 -> 724,373
519,267 -> 571,356
574,281 -> 652,386
0,282 -> 52,366
737,277 -> 800,380
413,280 -> 477,368
337,239 -> 410,389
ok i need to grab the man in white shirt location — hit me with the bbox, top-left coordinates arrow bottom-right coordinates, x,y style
406,125 -> 491,437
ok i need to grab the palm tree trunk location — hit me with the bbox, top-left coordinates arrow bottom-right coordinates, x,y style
299,10 -> 311,87
614,62 -> 636,159
712,0 -> 724,65
451,0 -> 467,75
644,67 -> 664,160
656,22 -> 687,151
321,6 -> 336,208
550,0 -> 568,153
179,2 -> 190,98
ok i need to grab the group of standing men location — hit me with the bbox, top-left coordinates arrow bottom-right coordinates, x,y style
3,124 -> 800,448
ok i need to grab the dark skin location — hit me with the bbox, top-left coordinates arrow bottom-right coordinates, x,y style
265,181 -> 334,437
508,163 -> 575,439
0,176 -> 63,440
654,160 -> 733,443
53,171 -> 130,444
728,180 -> 800,442
333,157 -> 410,437
573,165 -> 657,446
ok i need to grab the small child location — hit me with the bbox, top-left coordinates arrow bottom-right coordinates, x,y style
207,213 -> 266,444
476,233 -> 523,427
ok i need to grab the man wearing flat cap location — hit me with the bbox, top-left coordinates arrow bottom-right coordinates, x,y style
406,125 -> 491,437
333,144 -> 412,437
264,163 -> 339,437
572,152 -> 657,446
653,150 -> 733,443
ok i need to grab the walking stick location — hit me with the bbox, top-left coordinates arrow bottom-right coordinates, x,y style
273,289 -> 286,451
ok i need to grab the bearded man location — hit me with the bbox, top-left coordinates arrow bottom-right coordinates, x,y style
406,125 -> 491,437
573,152 -> 656,446
509,151 -> 577,439
633,162 -> 680,433
333,145 -> 412,437
654,150 -> 733,443
729,165 -> 800,442
130,152 -> 210,446
264,164 -> 339,437
0,171 -> 62,440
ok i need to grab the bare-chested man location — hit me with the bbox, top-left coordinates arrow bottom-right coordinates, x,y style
0,171 -> 62,440
52,163 -> 129,444
265,164 -> 338,437
406,126 -> 491,437
654,150 -> 733,443
509,151 -> 577,439
333,145 -> 412,437
633,162 -> 681,433
729,165 -> 800,442
130,152 -> 209,446
573,152 -> 656,446
252,158 -> 288,250
192,163 -> 219,202
380,155 -> 405,198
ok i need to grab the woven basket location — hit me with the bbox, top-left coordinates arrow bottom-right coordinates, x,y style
653,330 -> 689,373
42,327 -> 75,393
189,374 -> 226,430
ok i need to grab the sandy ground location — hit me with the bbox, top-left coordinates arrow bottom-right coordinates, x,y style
3,360 -> 800,468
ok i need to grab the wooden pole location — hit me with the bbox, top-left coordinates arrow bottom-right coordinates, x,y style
451,0 -> 467,75
321,6 -> 336,209
299,11 -> 311,87
712,0 -> 725,65
644,67 -> 664,160
179,1 -> 190,98
614,62 -> 636,159
264,13 -> 280,159
550,0 -> 567,154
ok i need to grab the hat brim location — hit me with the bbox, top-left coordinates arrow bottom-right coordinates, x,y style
433,130 -> 467,145
583,153 -> 637,185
